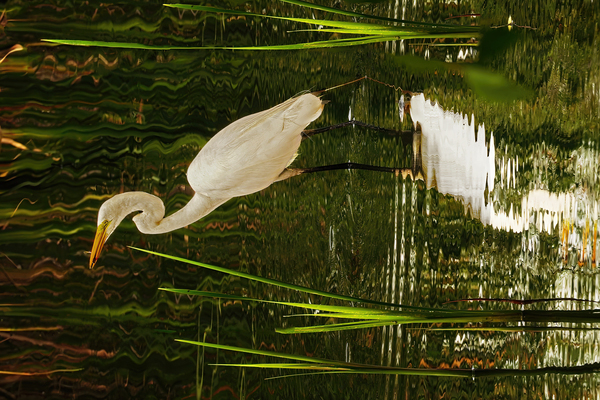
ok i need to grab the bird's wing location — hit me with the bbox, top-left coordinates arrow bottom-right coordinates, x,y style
187,94 -> 322,199
191,123 -> 299,198
208,96 -> 298,148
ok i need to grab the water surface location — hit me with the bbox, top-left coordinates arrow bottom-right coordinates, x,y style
1,0 -> 599,398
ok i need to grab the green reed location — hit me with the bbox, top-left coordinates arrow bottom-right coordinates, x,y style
138,248 -> 600,333
42,0 -> 478,50
180,341 -> 600,379
133,248 -> 600,378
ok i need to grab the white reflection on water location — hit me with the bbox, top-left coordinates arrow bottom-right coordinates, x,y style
410,94 -> 598,266
410,94 -> 495,223
408,96 -> 600,389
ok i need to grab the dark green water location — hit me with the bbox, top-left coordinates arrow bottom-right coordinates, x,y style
1,0 -> 599,398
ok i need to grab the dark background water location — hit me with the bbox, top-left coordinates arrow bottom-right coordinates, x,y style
1,0 -> 599,398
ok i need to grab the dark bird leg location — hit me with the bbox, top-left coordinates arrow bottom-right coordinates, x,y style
299,162 -> 418,180
277,162 -> 422,182
284,124 -> 424,182
302,121 -> 414,147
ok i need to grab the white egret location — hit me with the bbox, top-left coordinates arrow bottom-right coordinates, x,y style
90,93 -> 325,268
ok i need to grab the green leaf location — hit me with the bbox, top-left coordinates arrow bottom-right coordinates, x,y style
463,65 -> 533,102
211,363 -> 349,370
392,55 -> 532,102
176,340 -> 336,364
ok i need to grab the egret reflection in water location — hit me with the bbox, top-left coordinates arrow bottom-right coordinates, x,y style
409,94 -> 598,266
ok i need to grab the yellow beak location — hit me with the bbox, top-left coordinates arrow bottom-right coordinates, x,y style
90,220 -> 111,268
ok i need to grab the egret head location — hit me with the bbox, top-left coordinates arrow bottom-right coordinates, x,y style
90,192 -> 165,268
89,197 -> 127,268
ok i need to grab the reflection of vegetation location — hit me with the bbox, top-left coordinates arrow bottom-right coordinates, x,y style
0,368 -> 82,376
541,33 -> 598,136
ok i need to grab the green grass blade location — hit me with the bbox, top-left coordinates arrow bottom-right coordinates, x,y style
263,363 -> 600,379
285,29 -> 476,37
264,369 -> 472,378
43,36 -> 405,50
165,4 -> 388,31
134,248 -> 433,309
176,340 -> 339,365
165,3 -> 478,32
288,28 -> 404,34
179,341 -> 600,379
177,340 -> 471,375
276,312 -> 534,333
276,0 -> 477,29
160,288 -> 441,317
266,35 -> 398,48
414,43 -> 479,46
211,363 -> 349,370
42,39 -> 188,49
277,319 -> 401,333
284,312 -> 425,319
159,288 -> 366,312
426,326 -> 600,332
164,288 -> 536,332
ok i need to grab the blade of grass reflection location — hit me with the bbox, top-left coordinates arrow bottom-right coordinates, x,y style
0,326 -> 63,332
0,303 -> 197,329
0,368 -> 83,376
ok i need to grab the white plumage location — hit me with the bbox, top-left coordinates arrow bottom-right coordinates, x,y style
90,93 -> 325,267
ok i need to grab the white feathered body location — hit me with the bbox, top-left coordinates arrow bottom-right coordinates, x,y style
92,92 -> 324,263
188,93 -> 324,199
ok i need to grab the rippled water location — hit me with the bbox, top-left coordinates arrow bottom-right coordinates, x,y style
1,0 -> 599,399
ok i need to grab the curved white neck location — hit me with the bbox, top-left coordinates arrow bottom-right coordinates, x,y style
132,193 -> 228,234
